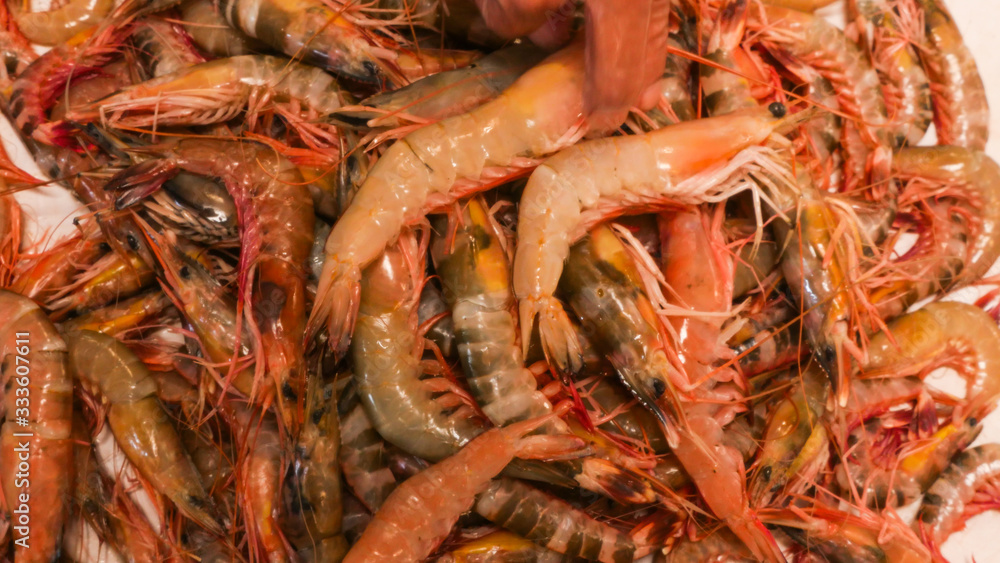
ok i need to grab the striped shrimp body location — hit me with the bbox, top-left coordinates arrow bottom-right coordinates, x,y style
352,229 -> 488,462
342,416 -> 584,563
917,443 -> 1000,556
916,0 -> 990,150
430,197 -> 564,431
0,290 -> 73,563
288,376 -> 348,560
752,3 -> 892,192
215,0 -> 474,85
131,16 -> 207,78
309,42 -> 590,359
179,0 -> 268,57
872,147 -> 1000,320
849,0 -> 933,147
474,477 -> 636,563
110,139 -> 315,432
70,55 -> 345,130
65,330 -> 225,535
864,301 -> 1000,421
338,378 -> 401,512
559,226 -> 784,562
514,104 -> 803,375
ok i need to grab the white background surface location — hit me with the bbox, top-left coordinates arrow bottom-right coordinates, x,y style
2,1 -> 1000,561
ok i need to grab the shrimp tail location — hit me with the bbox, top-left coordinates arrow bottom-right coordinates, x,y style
519,296 -> 585,376
307,261 -> 361,359
727,510 -> 786,563
104,159 -> 180,210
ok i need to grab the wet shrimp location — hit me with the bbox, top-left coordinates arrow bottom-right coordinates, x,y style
872,147 -> 1000,320
9,0 -> 112,46
430,197 -> 563,431
514,104 -> 807,375
916,0 -> 990,150
917,443 -> 1000,557
65,330 -> 225,534
474,477 -> 636,563
61,290 -> 174,335
849,0 -> 933,147
110,139 -> 314,432
342,415 -> 584,563
71,55 -> 345,136
309,42 -> 591,359
0,290 -> 73,563
178,0 -> 267,57
287,375 -> 349,561
130,15 -> 207,78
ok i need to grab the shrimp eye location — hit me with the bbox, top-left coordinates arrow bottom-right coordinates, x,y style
98,242 -> 111,253
127,234 -> 140,251
650,378 -> 667,399
760,466 -> 772,483
179,265 -> 191,279
768,102 -> 787,119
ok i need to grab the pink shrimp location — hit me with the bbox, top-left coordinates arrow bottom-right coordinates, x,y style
512,103 -> 806,375
307,42 -> 590,359
342,415 -> 584,563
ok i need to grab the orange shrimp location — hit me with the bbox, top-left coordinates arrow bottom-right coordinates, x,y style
308,42 -> 590,359
0,290 -> 73,563
342,415 -> 584,563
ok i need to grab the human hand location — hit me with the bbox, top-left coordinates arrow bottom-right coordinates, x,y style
474,0 -> 671,133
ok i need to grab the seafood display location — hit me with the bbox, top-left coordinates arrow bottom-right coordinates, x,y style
1,0 -> 1000,561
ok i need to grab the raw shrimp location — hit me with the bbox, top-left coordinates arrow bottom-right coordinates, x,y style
435,530 -> 567,562
9,0 -> 113,46
46,248 -> 155,319
752,3 -> 892,192
179,0 -> 267,57
916,0 -> 990,150
110,139 -> 314,432
513,104 -> 802,375
70,55 -> 345,131
839,417 -> 981,508
352,228 -> 488,461
864,301 -> 1000,421
474,478 -> 635,563
334,43 -> 546,130
222,403 -> 288,563
430,197 -> 563,431
309,42 -> 590,359
872,147 -> 1000,320
560,226 -> 784,562
61,290 -> 174,335
765,503 -> 931,562
4,29 -> 159,271
658,528 -> 753,562
0,290 -> 73,563
342,415 -> 584,563
140,226 -> 259,397
215,0 -> 474,85
65,330 -> 225,534
849,0 -> 933,147
131,15 -> 207,78
137,173 -> 240,245
749,362 -> 829,506
917,443 -> 1000,556
287,375 -> 348,561
337,379 -> 399,512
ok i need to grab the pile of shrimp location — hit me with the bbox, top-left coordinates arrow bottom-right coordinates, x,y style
1,0 -> 1000,560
